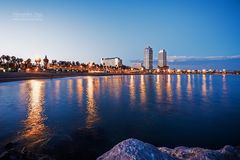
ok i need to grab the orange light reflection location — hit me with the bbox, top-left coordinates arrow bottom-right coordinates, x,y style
19,80 -> 48,149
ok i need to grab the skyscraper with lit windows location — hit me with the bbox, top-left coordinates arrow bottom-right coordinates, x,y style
158,49 -> 167,67
144,46 -> 153,69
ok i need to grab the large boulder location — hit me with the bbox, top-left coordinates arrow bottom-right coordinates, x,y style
159,145 -> 240,160
97,138 -> 176,160
97,139 -> 240,160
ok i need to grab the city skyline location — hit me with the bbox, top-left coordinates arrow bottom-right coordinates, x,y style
0,0 -> 240,66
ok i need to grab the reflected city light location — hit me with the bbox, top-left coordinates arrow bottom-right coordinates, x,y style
101,76 -> 109,94
209,75 -> 213,94
129,75 -> 136,105
67,79 -> 73,100
166,75 -> 172,102
187,74 -> 192,100
19,82 -> 28,107
112,77 -> 122,100
176,75 -> 181,100
95,78 -> 101,99
55,80 -> 61,98
156,75 -> 162,103
103,76 -> 122,101
86,77 -> 99,128
140,75 -> 146,105
222,75 -> 227,95
77,79 -> 83,107
19,80 -> 48,148
202,74 -> 207,97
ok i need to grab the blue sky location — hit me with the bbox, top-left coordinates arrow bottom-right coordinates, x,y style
0,0 -> 240,66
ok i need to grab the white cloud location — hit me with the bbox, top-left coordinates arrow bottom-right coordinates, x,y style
130,55 -> 240,63
167,55 -> 240,62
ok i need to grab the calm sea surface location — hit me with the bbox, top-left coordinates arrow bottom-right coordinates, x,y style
0,75 -> 240,159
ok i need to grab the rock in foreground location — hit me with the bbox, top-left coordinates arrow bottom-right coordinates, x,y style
0,142 -> 55,160
97,138 -> 240,160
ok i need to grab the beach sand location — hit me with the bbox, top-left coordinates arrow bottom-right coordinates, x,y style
0,72 -> 110,83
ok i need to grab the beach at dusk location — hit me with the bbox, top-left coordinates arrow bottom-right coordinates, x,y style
1,0 -> 240,160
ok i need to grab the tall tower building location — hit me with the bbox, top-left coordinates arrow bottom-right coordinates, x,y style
158,49 -> 167,67
144,46 -> 153,69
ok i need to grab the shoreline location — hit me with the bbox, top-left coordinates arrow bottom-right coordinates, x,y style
0,72 -> 128,83
97,138 -> 240,160
1,139 -> 239,160
0,72 -> 237,83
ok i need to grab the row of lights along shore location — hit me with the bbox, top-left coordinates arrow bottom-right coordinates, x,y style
0,48 -> 236,74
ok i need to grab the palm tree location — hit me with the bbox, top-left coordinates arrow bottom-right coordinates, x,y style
43,56 -> 49,69
10,56 -> 17,71
11,56 -> 16,62
0,55 -> 7,69
5,55 -> 10,63
52,60 -> 57,66
25,58 -> 32,68
16,58 -> 23,69
19,58 -> 23,69
5,55 -> 10,70
1,55 -> 6,64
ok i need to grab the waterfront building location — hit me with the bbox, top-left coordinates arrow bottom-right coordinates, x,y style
144,46 -> 153,69
158,49 -> 167,67
100,57 -> 123,67
132,63 -> 143,69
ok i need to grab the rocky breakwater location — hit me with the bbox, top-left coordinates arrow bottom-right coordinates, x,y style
97,138 -> 240,160
0,142 -> 54,160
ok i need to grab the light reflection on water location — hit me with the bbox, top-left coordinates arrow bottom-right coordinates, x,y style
129,75 -> 136,105
67,79 -> 73,101
209,75 -> 213,95
156,75 -> 162,103
77,79 -> 83,107
176,74 -> 181,100
202,74 -> 207,97
187,74 -> 192,100
222,75 -> 227,95
54,80 -> 61,99
166,75 -> 173,103
18,80 -> 49,149
140,75 -> 146,105
0,75 -> 240,159
86,77 -> 99,129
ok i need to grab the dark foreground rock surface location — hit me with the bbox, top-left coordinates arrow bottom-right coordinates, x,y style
0,142 -> 54,160
1,139 -> 240,160
97,138 -> 240,160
